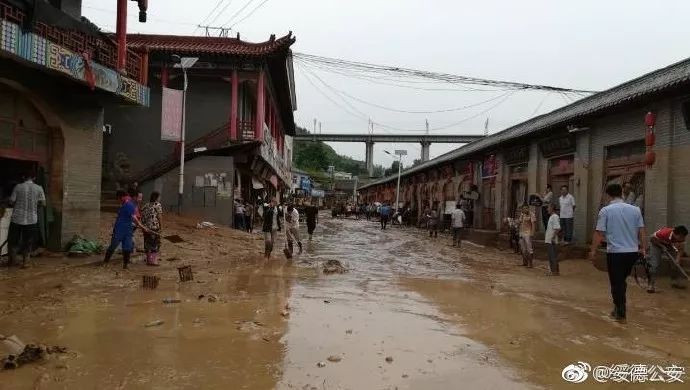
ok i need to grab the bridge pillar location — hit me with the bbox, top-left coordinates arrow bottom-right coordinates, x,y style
365,141 -> 375,177
420,142 -> 431,162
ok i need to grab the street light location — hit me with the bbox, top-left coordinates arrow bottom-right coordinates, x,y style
385,149 -> 407,212
170,54 -> 198,213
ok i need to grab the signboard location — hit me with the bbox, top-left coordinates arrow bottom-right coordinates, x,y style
311,189 -> 325,198
161,87 -> 183,141
540,135 -> 576,158
300,176 -> 312,193
260,123 -> 292,186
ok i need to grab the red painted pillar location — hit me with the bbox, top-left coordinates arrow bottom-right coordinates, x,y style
161,64 -> 168,87
116,0 -> 128,73
140,50 -> 149,85
230,69 -> 239,140
255,69 -> 265,140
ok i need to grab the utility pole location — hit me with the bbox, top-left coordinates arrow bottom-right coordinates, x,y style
425,119 -> 429,135
319,121 -> 322,134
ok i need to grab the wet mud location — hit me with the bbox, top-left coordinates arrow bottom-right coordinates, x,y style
0,213 -> 687,389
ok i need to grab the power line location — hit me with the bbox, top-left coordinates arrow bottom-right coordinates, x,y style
193,0 -> 229,33
205,0 -> 236,29
530,92 -> 551,117
294,52 -> 597,94
222,0 -> 257,27
297,59 -> 510,114
229,0 -> 271,29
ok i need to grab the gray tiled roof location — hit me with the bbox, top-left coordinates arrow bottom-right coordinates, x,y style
360,56 -> 690,190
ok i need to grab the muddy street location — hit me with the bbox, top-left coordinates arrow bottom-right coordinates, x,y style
1,214 -> 690,389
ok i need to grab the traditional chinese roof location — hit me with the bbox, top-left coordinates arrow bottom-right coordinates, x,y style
125,32 -> 296,57
360,56 -> 690,190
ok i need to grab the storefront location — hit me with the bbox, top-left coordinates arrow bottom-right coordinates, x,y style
503,145 -> 530,219
540,135 -> 576,201
603,140 -> 646,212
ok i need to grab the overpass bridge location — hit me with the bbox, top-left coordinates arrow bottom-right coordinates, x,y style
293,133 -> 485,177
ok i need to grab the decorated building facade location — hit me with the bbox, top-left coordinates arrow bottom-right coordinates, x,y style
0,0 -> 150,248
102,31 -> 297,221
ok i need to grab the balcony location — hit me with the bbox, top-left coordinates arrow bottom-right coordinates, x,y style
0,0 -> 149,106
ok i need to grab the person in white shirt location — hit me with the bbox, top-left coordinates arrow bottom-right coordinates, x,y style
544,204 -> 561,276
450,203 -> 466,248
285,204 -> 302,256
541,184 -> 553,230
7,172 -> 45,268
558,185 -> 576,244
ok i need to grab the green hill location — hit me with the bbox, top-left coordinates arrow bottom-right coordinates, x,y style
292,126 -> 384,178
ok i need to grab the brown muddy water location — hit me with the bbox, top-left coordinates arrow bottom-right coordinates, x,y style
1,215 -> 689,389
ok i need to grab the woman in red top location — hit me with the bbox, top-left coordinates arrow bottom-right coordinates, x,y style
648,225 -> 688,292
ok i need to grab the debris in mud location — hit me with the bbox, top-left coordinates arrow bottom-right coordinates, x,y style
345,329 -> 353,334
144,320 -> 164,328
178,265 -> 194,282
316,361 -> 326,368
162,298 -> 180,304
385,356 -> 394,363
2,344 -> 68,370
323,300 -> 330,304
195,221 -> 217,229
163,234 -> 186,243
280,310 -> 290,317
142,275 -> 160,289
327,355 -> 342,363
323,260 -> 347,274
207,294 -> 218,303
402,374 -> 409,378
166,257 -> 180,262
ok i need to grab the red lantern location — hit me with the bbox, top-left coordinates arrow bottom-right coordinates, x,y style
645,150 -> 656,166
645,128 -> 656,146
645,111 -> 656,127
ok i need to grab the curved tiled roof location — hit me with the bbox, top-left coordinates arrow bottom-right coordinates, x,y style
125,32 -> 295,56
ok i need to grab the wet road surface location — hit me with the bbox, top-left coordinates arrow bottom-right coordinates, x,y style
1,214 -> 689,389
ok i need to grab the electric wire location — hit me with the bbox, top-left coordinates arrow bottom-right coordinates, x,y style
193,0 -> 230,33
222,0 -> 257,27
229,0 -> 271,29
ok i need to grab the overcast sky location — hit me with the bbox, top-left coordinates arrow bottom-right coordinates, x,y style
84,0 -> 690,168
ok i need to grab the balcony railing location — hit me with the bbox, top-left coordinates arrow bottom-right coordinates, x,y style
132,120 -> 261,184
0,1 -> 143,83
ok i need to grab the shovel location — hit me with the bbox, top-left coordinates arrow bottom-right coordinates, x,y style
0,334 -> 26,355
662,247 -> 690,280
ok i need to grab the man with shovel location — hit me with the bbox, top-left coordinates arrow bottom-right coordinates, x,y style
647,225 -> 688,293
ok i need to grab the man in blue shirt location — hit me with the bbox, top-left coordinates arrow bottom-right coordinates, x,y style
589,184 -> 647,323
103,190 -> 149,269
380,203 -> 391,230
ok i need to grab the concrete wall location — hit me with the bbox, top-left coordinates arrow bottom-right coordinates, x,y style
140,156 -> 235,226
104,75 -> 233,181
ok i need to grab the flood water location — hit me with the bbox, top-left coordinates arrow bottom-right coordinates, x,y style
1,214 -> 689,389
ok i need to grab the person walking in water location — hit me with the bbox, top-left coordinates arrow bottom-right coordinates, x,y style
427,207 -> 439,238
261,197 -> 282,259
104,190 -> 149,269
305,200 -> 319,240
589,184 -> 647,323
544,204 -> 561,275
380,203 -> 391,230
285,204 -> 303,256
140,191 -> 163,266
451,203 -> 466,247
518,204 -> 536,268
